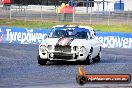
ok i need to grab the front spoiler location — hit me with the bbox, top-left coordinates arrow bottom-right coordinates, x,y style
49,58 -> 78,61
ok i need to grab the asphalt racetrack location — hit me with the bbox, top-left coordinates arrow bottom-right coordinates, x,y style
0,43 -> 132,88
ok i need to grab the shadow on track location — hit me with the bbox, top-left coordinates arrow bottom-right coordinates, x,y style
38,61 -> 99,65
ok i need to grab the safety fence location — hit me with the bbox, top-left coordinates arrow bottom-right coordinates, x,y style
0,5 -> 132,25
0,27 -> 132,48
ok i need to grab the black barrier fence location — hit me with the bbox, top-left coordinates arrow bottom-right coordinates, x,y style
0,5 -> 132,25
12,0 -> 94,6
0,0 -> 132,25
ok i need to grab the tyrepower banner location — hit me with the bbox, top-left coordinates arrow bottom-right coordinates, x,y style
0,27 -> 49,44
96,32 -> 132,48
0,27 -> 132,48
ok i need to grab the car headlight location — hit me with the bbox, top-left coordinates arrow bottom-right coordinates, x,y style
80,47 -> 87,54
40,45 -> 46,52
73,46 -> 79,52
47,45 -> 52,51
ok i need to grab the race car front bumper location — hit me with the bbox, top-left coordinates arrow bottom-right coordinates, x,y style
39,51 -> 88,61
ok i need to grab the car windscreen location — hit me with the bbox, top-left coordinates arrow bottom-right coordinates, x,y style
48,28 -> 88,39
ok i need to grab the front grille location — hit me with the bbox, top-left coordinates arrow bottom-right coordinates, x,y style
55,45 -> 71,52
53,53 -> 73,60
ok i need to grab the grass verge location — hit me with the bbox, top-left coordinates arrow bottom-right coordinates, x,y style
0,19 -> 132,32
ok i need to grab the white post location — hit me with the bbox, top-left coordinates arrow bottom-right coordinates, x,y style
24,6 -> 27,22
108,9 -> 110,25
41,5 -> 43,21
9,5 -> 11,21
86,0 -> 88,14
127,9 -> 129,25
97,3 -> 99,23
73,6 -> 75,23
90,13 -> 92,24
89,2 -> 92,24
91,1 -> 92,13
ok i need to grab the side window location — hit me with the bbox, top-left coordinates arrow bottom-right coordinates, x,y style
75,31 -> 88,39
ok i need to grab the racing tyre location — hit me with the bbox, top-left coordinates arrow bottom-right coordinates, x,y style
93,52 -> 101,62
37,55 -> 47,65
84,47 -> 93,65
85,54 -> 92,65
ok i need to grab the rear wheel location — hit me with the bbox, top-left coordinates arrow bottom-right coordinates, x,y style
37,55 -> 47,65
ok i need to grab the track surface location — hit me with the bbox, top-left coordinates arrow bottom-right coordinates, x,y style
0,43 -> 132,88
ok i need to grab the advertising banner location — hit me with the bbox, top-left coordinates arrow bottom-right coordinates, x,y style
0,27 -> 132,48
97,32 -> 132,48
0,27 -> 49,44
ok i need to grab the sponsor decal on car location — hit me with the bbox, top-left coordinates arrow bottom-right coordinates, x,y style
56,38 -> 74,46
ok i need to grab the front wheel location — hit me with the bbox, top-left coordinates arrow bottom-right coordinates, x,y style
93,52 -> 101,62
37,55 -> 47,65
84,47 -> 93,65
84,54 -> 92,65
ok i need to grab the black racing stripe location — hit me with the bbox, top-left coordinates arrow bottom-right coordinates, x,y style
67,39 -> 74,45
56,38 -> 63,45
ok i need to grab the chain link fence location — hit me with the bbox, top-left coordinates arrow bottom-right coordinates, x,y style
0,4 -> 132,25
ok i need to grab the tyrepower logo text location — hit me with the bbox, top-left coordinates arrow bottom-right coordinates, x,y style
6,29 -> 47,44
98,36 -> 132,48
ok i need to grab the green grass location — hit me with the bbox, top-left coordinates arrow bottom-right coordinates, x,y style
89,24 -> 132,32
0,19 -> 132,32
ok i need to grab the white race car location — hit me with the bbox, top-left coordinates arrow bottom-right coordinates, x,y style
37,25 -> 101,65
